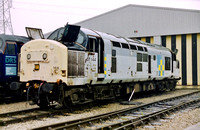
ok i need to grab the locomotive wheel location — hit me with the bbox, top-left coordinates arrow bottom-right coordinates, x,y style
156,82 -> 164,92
63,97 -> 73,111
169,81 -> 176,91
38,94 -> 49,108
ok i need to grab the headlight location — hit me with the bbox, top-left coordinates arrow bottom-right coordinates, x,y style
42,53 -> 47,60
27,54 -> 31,60
34,64 -> 40,71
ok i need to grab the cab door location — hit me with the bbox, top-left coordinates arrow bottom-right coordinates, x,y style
87,36 -> 104,74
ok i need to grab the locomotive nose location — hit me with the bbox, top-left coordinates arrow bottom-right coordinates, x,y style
20,39 -> 68,83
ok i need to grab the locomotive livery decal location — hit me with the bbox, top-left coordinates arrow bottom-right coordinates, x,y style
157,55 -> 164,76
5,55 -> 17,76
104,55 -> 107,78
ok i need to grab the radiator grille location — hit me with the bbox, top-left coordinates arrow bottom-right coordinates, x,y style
68,50 -> 85,77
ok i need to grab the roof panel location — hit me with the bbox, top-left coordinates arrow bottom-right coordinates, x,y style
77,4 -> 200,37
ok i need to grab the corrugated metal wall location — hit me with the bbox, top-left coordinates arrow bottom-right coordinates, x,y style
77,5 -> 200,38
139,34 -> 200,85
161,33 -> 200,85
138,37 -> 154,44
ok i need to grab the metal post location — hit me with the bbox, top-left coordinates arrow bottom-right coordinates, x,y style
0,0 -> 13,34
128,89 -> 135,102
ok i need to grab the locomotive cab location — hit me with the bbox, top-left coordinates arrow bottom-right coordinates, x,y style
21,25 -> 106,107
47,25 -> 105,74
0,34 -> 29,99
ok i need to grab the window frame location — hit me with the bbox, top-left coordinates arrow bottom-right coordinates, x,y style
137,63 -> 142,72
4,41 -> 17,55
130,44 -> 137,50
165,57 -> 171,70
137,46 -> 144,51
112,41 -> 121,48
111,49 -> 117,73
143,54 -> 148,62
137,53 -> 142,62
121,43 -> 129,49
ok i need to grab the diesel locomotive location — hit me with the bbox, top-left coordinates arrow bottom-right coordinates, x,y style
20,25 -> 180,108
0,34 -> 29,100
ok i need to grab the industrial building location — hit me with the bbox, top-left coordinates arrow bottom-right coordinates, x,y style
77,4 -> 200,86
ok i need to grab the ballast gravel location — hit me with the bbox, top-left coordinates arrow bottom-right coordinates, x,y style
139,108 -> 200,130
0,89 -> 199,130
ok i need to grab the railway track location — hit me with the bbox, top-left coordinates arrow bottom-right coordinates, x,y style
0,107 -> 69,126
32,91 -> 200,130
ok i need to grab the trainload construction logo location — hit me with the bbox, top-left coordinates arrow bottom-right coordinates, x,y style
157,55 -> 164,76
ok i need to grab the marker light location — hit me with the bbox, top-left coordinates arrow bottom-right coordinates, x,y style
27,54 -> 31,60
42,53 -> 47,60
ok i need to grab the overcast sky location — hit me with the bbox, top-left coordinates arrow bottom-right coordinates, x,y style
10,0 -> 200,36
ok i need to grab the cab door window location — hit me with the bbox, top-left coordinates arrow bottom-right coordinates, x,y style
5,42 -> 16,55
87,37 -> 98,52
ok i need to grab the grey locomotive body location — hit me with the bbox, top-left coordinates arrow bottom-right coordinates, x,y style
20,25 -> 180,108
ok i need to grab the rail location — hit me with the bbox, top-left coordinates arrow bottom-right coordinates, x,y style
0,107 -> 69,126
32,91 -> 200,130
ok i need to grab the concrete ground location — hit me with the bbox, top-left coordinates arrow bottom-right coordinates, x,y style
185,122 -> 200,130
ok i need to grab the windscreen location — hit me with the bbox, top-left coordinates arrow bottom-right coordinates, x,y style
47,27 -> 88,51
61,24 -> 80,43
0,38 -> 3,53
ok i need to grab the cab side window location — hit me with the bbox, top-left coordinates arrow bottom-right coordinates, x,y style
111,49 -> 117,73
87,37 -> 98,52
5,42 -> 16,55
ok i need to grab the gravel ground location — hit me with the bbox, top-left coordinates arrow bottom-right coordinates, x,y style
0,89 -> 199,130
138,108 -> 200,130
0,102 -> 38,114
